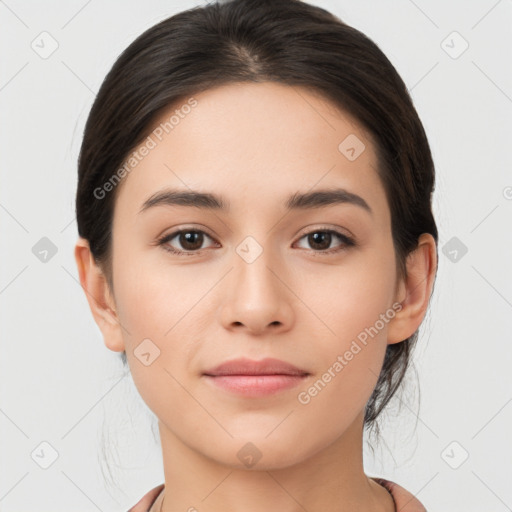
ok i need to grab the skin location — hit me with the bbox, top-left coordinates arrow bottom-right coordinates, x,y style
75,81 -> 437,512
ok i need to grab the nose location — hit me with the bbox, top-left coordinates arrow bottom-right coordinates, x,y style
218,245 -> 295,336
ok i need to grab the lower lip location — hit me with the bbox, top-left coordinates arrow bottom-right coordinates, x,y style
204,374 -> 308,397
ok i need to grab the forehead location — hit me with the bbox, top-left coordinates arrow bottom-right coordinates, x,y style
113,81 -> 389,224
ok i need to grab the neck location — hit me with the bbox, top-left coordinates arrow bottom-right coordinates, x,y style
156,410 -> 394,512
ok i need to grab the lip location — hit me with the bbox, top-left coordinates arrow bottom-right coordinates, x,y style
203,357 -> 309,397
204,357 -> 308,376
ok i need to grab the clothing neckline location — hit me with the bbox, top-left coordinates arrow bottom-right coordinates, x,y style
147,484 -> 394,512
129,477 -> 427,512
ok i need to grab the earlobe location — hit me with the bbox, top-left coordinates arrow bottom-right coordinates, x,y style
387,233 -> 437,345
74,237 -> 125,353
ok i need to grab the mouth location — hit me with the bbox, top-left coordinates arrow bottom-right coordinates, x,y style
202,357 -> 310,397
203,374 -> 309,397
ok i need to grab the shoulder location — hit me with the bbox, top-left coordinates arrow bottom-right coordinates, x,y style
126,483 -> 165,512
370,477 -> 427,512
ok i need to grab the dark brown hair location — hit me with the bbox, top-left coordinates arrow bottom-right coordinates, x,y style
76,0 -> 438,436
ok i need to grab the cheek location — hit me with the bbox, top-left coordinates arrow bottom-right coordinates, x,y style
112,249 -> 205,373
112,259 -> 198,418
298,247 -> 396,410
113,244 -> 197,337
114,269 -> 166,340
293,266 -> 395,433
307,251 -> 395,344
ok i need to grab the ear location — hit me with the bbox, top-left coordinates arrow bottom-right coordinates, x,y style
387,233 -> 437,345
74,237 -> 125,353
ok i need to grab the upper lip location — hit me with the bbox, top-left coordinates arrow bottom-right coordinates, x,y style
203,357 -> 309,376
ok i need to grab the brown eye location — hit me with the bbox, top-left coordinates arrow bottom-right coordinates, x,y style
295,229 -> 355,253
307,231 -> 332,251
177,231 -> 205,251
158,229 -> 216,255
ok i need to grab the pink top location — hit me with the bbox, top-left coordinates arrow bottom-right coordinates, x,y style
127,477 -> 427,512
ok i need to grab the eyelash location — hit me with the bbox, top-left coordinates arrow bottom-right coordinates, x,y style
156,227 -> 356,257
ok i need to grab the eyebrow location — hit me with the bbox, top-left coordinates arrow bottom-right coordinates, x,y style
139,187 -> 372,216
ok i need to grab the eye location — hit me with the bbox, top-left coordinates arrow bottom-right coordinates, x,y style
157,227 -> 356,257
157,229 -> 218,255
294,229 -> 355,254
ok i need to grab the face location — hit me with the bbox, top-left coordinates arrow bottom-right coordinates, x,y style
104,82 -> 405,468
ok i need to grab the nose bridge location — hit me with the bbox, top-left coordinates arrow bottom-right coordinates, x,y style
233,233 -> 282,302
218,232 -> 294,333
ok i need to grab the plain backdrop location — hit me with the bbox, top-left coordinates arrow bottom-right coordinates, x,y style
1,1 -> 511,511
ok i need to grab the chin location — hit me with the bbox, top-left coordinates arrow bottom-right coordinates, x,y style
201,436 -> 313,472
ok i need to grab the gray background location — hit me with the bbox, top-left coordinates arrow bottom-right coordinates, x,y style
1,0 -> 511,510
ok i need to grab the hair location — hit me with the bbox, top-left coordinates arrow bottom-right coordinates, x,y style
76,0 -> 438,444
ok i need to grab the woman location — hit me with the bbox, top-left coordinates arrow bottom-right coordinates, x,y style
74,0 -> 438,510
